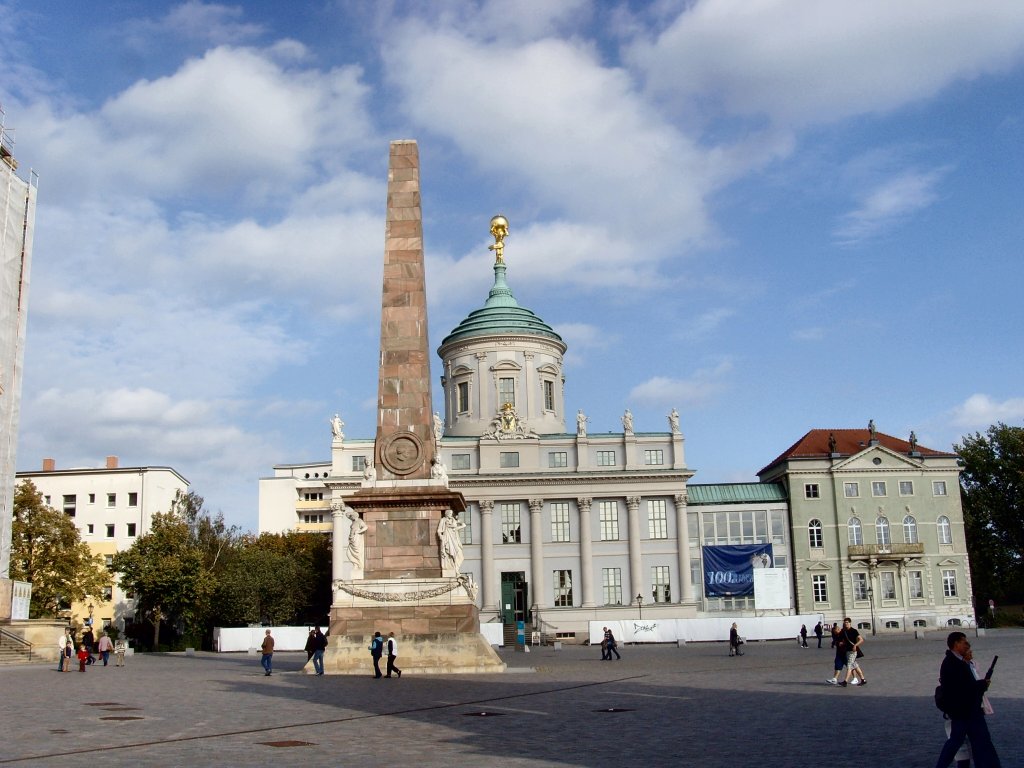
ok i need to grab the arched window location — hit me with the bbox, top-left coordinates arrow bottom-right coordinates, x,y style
808,519 -> 823,548
876,516 -> 891,546
903,515 -> 918,544
848,517 -> 863,546
937,515 -> 952,545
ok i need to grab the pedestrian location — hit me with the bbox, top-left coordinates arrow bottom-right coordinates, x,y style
114,638 -> 127,667
826,623 -> 846,684
63,640 -> 74,673
56,628 -> 70,672
729,622 -> 744,656
311,627 -> 327,676
935,631 -> 1001,768
814,621 -> 824,649
82,627 -> 96,664
943,643 -> 978,768
800,624 -> 809,648
260,629 -> 275,676
385,632 -> 402,678
369,631 -> 384,678
840,617 -> 866,687
604,627 -> 621,660
77,644 -> 90,672
600,626 -> 609,660
97,633 -> 113,666
305,629 -> 316,662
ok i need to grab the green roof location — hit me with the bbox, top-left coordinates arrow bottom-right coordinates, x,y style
439,262 -> 564,349
687,483 -> 788,505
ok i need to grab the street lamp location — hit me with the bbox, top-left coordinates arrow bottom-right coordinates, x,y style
636,593 -> 644,621
87,602 -> 95,627
866,587 -> 876,637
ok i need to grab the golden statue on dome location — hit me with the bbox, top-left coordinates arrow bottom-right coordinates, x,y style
489,214 -> 509,264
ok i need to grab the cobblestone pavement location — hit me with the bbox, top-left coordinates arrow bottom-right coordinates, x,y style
1,629 -> 1021,767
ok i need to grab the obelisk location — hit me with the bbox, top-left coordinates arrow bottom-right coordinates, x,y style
322,141 -> 504,674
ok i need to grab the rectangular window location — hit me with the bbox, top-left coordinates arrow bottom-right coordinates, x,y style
942,569 -> 958,597
872,481 -> 887,497
457,381 -> 470,413
844,482 -> 859,498
127,523 -> 137,537
804,484 -> 820,499
599,501 -> 619,541
451,454 -> 471,470
550,502 -> 570,542
498,377 -> 515,407
596,450 -> 616,467
909,570 -> 924,599
812,574 -> 828,603
62,495 -> 77,518
500,503 -> 521,543
899,481 -> 914,496
459,509 -> 472,545
128,492 -> 138,506
602,568 -> 622,605
852,572 -> 868,601
88,493 -> 96,504
352,455 -> 367,472
553,569 -> 573,607
933,481 -> 948,496
303,514 -> 324,523
101,586 -> 113,601
499,452 -> 520,468
303,492 -> 323,501
648,499 -> 668,539
651,565 -> 670,603
644,449 -> 664,466
548,451 -> 568,468
543,380 -> 555,411
107,493 -> 116,507
105,524 -> 115,538
86,523 -> 94,535
880,571 -> 896,599
104,555 -> 114,569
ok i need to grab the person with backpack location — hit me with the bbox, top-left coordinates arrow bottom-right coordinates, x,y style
935,632 -> 1000,768
369,631 -> 384,678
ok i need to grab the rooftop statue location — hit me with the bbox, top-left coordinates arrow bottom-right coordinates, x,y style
488,214 -> 509,264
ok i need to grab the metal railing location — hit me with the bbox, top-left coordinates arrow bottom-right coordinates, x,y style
0,628 -> 33,661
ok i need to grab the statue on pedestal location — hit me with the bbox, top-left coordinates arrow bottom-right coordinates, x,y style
437,509 -> 466,575
622,409 -> 634,435
330,413 -> 345,441
576,409 -> 588,437
668,408 -> 680,434
346,508 -> 367,578
488,215 -> 509,264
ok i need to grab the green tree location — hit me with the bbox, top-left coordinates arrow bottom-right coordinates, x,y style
956,423 -> 1024,604
10,481 -> 108,618
112,511 -> 214,649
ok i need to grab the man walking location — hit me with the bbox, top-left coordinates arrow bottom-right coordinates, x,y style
311,627 -> 327,676
840,617 -> 866,686
603,627 -> 620,660
260,629 -> 275,676
369,631 -> 384,678
814,621 -> 824,648
935,632 -> 1001,767
56,628 -> 70,671
385,632 -> 402,678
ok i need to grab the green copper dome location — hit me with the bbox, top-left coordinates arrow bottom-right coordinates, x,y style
439,263 -> 564,349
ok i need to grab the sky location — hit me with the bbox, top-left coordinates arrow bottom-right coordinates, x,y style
2,0 -> 1023,533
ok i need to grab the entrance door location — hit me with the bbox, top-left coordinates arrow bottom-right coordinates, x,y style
500,571 -> 529,624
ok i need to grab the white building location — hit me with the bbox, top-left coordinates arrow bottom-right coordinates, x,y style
15,456 -> 189,631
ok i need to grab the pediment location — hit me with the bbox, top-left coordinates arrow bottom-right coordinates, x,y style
451,364 -> 473,377
491,360 -> 522,372
834,445 -> 922,472
806,562 -> 832,572
536,363 -> 560,376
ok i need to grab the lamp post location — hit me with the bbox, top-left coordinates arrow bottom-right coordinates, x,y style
636,593 -> 644,621
87,602 -> 95,627
866,587 -> 876,637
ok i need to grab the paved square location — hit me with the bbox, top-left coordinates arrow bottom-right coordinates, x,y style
1,629 -> 1021,767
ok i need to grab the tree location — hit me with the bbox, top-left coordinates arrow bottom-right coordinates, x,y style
10,481 -> 109,618
956,423 -> 1024,604
113,511 -> 214,649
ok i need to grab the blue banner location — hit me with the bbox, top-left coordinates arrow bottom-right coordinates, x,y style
702,544 -> 774,597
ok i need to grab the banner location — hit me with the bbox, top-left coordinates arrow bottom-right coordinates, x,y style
702,544 -> 774,597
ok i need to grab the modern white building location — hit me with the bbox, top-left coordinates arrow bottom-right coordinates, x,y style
15,457 -> 189,631
0,110 -> 37,597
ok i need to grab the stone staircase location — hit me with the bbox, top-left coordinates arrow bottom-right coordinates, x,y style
0,631 -> 35,665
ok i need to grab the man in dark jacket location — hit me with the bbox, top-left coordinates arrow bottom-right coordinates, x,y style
935,631 -> 1000,768
369,631 -> 384,678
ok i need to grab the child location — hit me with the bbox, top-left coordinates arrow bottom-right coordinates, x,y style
114,638 -> 127,667
77,644 -> 90,672
64,641 -> 74,672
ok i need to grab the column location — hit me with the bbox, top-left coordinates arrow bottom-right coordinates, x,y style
480,500 -> 498,612
330,501 -> 346,584
475,352 -> 489,419
675,492 -> 694,602
578,497 -> 595,607
529,498 -> 545,611
626,496 -> 643,603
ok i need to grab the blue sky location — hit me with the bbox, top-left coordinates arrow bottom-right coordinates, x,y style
3,0 -> 1023,532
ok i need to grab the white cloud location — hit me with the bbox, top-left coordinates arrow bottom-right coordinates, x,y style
630,0 -> 1024,128
676,307 -> 735,341
834,167 -> 948,243
950,394 -> 1024,429
157,1 -> 266,45
629,360 -> 734,407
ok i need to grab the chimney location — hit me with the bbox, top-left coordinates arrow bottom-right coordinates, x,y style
42,457 -> 55,472
106,456 -> 119,469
